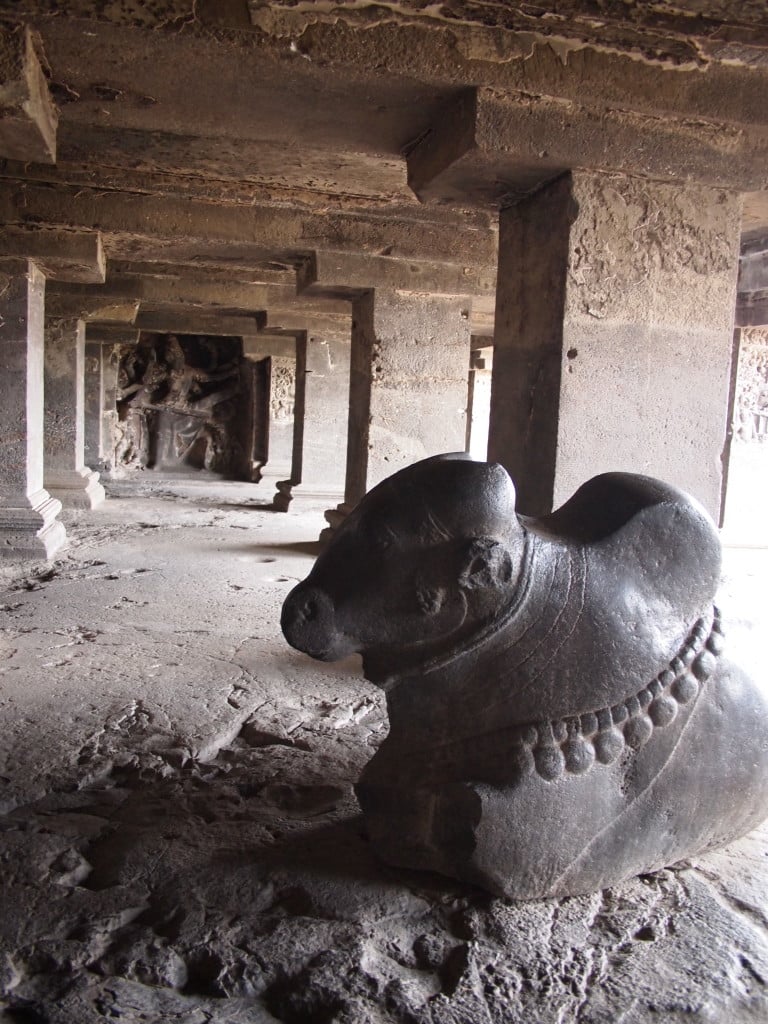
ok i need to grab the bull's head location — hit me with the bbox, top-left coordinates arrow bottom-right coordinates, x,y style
281,455 -> 526,683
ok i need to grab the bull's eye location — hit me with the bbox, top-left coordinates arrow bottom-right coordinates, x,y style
372,527 -> 395,553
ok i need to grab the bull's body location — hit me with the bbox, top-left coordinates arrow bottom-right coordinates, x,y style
282,455 -> 768,899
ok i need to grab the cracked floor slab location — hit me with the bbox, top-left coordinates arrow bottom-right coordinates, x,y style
0,477 -> 766,1023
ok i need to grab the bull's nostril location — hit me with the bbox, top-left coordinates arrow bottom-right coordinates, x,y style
300,600 -> 317,622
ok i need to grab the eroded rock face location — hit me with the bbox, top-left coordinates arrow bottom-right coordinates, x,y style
282,454 -> 768,899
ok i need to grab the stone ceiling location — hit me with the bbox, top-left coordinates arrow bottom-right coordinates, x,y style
0,0 -> 767,332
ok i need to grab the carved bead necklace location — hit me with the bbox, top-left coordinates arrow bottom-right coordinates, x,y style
521,605 -> 723,781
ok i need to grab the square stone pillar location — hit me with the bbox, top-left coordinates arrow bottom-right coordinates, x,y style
296,332 -> 350,497
0,259 -> 67,558
44,317 -> 106,508
488,171 -> 741,521
83,341 -> 102,470
100,344 -> 120,470
273,335 -> 306,512
325,290 -> 471,531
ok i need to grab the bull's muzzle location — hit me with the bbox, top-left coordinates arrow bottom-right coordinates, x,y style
281,582 -> 339,660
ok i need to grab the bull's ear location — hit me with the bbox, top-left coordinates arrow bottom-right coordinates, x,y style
458,538 -> 512,591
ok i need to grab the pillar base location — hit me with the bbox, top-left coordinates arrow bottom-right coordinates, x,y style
272,480 -> 294,512
319,501 -> 354,544
0,490 -> 68,559
46,467 -> 106,509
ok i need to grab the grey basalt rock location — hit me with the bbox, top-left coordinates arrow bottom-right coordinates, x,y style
281,454 -> 768,899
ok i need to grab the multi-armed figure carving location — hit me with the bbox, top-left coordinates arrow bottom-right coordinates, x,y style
282,455 -> 768,899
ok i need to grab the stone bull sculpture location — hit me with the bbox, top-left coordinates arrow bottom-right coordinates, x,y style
281,454 -> 768,899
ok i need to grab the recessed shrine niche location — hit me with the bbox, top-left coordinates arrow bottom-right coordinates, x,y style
113,333 -> 259,481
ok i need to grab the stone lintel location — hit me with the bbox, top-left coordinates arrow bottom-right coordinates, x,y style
736,292 -> 768,328
110,260 -> 298,288
298,248 -> 496,299
408,88 -> 768,206
85,324 -> 141,346
242,334 -> 299,361
262,311 -> 351,342
0,25 -> 57,165
45,295 -> 139,323
53,276 -> 357,324
0,182 -> 497,267
53,275 -> 291,310
0,227 -> 105,283
134,308 -> 266,336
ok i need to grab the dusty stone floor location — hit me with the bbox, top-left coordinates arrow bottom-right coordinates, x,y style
0,475 -> 767,1024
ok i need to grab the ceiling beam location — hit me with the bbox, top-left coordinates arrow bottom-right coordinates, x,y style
109,260 -> 297,288
84,324 -> 140,345
408,88 -> 768,208
0,182 -> 498,268
298,250 -> 496,299
134,308 -> 267,336
0,226 -> 105,283
46,296 -> 139,323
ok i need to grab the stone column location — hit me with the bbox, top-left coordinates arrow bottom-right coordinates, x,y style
100,344 -> 121,468
325,290 -> 471,532
43,317 -> 106,508
273,334 -> 306,511
83,340 -> 102,470
488,171 -> 741,521
0,259 -> 67,558
295,332 -> 350,497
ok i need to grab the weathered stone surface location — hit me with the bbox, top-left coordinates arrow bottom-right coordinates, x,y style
84,324 -> 140,346
301,333 -> 350,495
0,259 -> 67,558
134,308 -> 266,336
282,454 -> 768,900
408,87 -> 768,206
0,478 -> 765,1022
343,290 -> 471,510
44,317 -> 105,509
299,250 -> 496,299
488,170 -> 741,523
249,0 -> 768,70
0,227 -> 105,284
0,24 -> 57,164
0,182 -> 498,268
83,341 -> 102,471
45,293 -> 139,324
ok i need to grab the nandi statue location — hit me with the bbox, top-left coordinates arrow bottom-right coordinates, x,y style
281,454 -> 768,899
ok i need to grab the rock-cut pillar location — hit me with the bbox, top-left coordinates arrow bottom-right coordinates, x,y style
44,317 -> 106,508
325,290 -> 471,532
0,259 -> 67,558
488,171 -> 741,522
